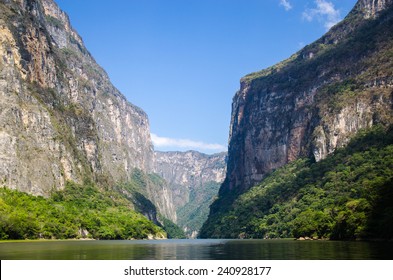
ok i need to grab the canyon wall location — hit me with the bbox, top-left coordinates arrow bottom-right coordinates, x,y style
154,151 -> 226,237
0,0 -> 153,196
224,0 -> 393,193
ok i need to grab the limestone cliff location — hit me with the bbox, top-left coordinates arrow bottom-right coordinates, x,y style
154,151 -> 226,237
0,0 -> 153,196
357,0 -> 393,18
224,0 -> 393,194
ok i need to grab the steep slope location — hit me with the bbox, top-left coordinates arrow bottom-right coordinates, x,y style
201,0 -> 393,238
225,0 -> 393,193
0,0 -> 153,196
154,151 -> 226,237
0,181 -> 167,240
200,126 -> 393,239
116,169 -> 177,225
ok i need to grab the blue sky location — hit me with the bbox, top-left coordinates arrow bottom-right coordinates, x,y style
55,0 -> 357,154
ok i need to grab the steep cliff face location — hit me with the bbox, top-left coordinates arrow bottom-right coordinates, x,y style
0,0 -> 153,196
200,0 -> 393,239
154,151 -> 226,237
358,0 -> 393,18
224,0 -> 393,194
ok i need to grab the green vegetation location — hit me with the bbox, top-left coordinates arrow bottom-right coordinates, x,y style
45,15 -> 64,30
115,169 -> 186,238
200,126 -> 393,240
116,170 -> 160,218
0,167 -> 189,241
0,181 -> 165,240
201,3 -> 393,240
177,181 -> 221,237
159,216 -> 186,239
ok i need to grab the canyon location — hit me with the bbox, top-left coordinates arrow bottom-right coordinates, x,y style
0,0 -> 226,237
1,0 -> 392,240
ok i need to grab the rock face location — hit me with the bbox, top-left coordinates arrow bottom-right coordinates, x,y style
154,151 -> 227,237
223,0 -> 393,194
0,0 -> 153,196
357,0 -> 393,18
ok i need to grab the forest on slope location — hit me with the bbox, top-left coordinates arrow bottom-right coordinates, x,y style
200,126 -> 393,240
0,169 -> 188,240
201,0 -> 393,240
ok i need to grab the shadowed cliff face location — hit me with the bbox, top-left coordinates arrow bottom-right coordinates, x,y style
154,151 -> 227,208
154,151 -> 227,237
223,0 -> 393,194
0,0 -> 153,196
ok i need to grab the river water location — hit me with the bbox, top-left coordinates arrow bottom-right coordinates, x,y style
1,239 -> 392,260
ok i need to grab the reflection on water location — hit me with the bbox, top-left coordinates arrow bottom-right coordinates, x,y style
0,239 -> 392,260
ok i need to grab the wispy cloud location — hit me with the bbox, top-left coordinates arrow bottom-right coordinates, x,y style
151,133 -> 227,153
279,0 -> 293,11
302,0 -> 341,30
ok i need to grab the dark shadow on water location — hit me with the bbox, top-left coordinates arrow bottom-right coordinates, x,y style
1,239 -> 392,260
211,240 -> 393,260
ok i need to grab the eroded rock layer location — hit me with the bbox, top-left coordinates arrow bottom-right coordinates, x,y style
0,0 -> 153,196
224,0 -> 393,193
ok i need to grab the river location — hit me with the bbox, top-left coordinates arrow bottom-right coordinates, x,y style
0,239 -> 392,260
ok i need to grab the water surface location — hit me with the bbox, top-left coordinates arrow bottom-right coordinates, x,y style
1,239 -> 392,260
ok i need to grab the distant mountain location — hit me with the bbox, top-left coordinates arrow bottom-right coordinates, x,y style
154,151 -> 226,238
201,0 -> 393,239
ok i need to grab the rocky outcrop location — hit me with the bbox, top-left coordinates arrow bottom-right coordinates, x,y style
154,151 -> 226,236
223,0 -> 393,193
0,0 -> 153,196
357,0 -> 393,18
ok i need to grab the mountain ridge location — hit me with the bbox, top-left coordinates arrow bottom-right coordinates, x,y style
225,0 -> 393,193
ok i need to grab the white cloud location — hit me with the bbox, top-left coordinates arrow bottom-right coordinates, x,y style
302,0 -> 341,30
279,0 -> 293,11
151,133 -> 227,153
